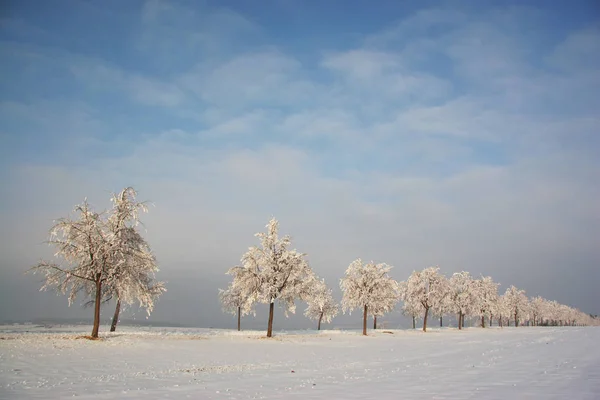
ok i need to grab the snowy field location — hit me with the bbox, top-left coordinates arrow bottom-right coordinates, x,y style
1,325 -> 599,399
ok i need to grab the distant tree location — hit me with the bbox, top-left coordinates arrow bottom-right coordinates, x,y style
503,285 -> 528,327
219,283 -> 254,331
29,189 -> 165,338
472,276 -> 499,328
398,280 -> 421,329
340,259 -> 398,336
401,267 -> 447,332
496,294 -> 512,327
447,271 -> 476,330
228,218 -> 314,337
431,274 -> 451,328
304,277 -> 338,330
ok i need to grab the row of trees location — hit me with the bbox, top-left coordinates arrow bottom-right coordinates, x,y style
30,202 -> 594,340
397,268 -> 595,332
221,219 -> 598,336
30,188 -> 165,338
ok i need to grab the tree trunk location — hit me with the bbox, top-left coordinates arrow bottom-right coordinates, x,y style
481,315 -> 485,328
490,314 -> 493,327
317,312 -> 323,331
499,316 -> 502,327
363,305 -> 368,336
91,278 -> 102,338
110,298 -> 121,332
412,315 -> 416,329
423,307 -> 429,332
237,306 -> 241,331
373,315 -> 377,330
440,316 -> 443,327
462,313 -> 465,328
458,312 -> 463,330
267,302 -> 275,337
514,312 -> 518,327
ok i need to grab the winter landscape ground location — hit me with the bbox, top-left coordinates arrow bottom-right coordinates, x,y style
1,325 -> 599,399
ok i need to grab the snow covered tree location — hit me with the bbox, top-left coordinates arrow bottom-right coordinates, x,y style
472,276 -> 499,328
503,285 -> 528,327
340,259 -> 398,335
496,294 -> 511,327
29,189 -> 164,339
398,280 -> 420,329
105,188 -> 165,332
532,297 -> 550,326
228,218 -> 314,337
369,287 -> 398,330
219,283 -> 254,331
30,200 -> 108,338
304,277 -> 338,330
446,271 -> 476,330
431,274 -> 451,328
401,267 -> 447,332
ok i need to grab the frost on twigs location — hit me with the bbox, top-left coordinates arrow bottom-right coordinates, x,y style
225,218 -> 315,337
447,271 -> 476,330
304,277 -> 339,330
503,285 -> 529,327
340,259 -> 399,335
400,267 -> 447,332
28,187 -> 165,338
471,276 -> 499,327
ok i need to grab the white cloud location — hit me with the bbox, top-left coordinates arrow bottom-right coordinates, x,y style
2,2 -> 599,322
180,51 -> 317,110
69,62 -> 186,107
322,50 -> 400,80
136,0 -> 262,67
550,28 -> 600,71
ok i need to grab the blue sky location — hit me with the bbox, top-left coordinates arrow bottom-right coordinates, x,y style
0,0 -> 599,326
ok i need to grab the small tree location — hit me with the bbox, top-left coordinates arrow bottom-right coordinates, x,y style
304,278 -> 338,330
496,294 -> 512,327
472,276 -> 499,328
503,285 -> 528,327
219,283 -> 254,331
530,296 -> 548,326
447,271 -> 476,330
340,259 -> 398,336
370,288 -> 398,330
431,274 -> 450,328
229,218 -> 314,337
401,267 -> 447,332
105,188 -> 165,332
398,280 -> 421,329
30,200 -> 108,338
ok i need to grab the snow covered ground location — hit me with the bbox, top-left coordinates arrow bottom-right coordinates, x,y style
1,325 -> 599,399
